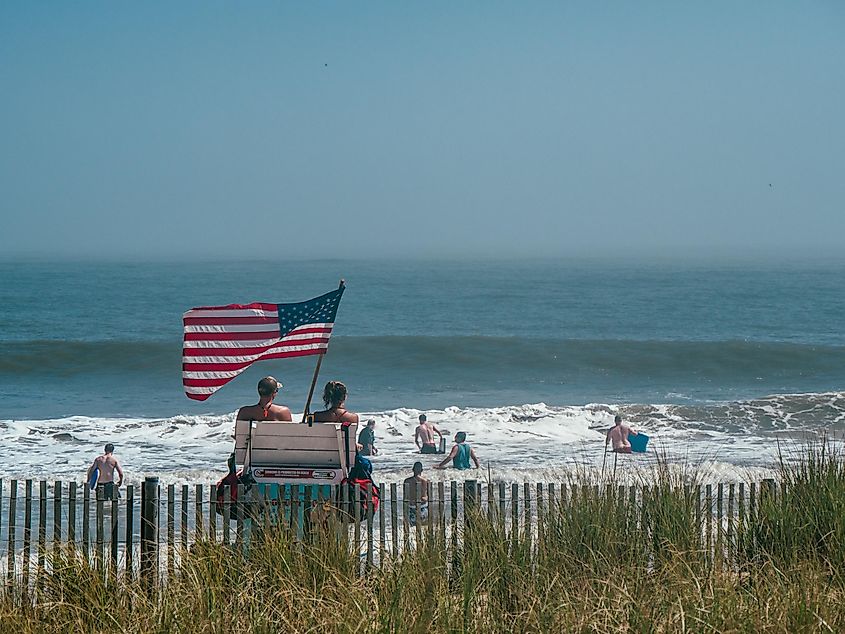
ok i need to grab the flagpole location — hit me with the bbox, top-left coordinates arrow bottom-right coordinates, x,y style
301,354 -> 324,423
300,279 -> 345,423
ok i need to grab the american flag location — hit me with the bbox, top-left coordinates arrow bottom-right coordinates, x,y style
182,284 -> 345,401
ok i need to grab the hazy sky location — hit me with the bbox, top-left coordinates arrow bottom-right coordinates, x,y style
2,2 -> 843,260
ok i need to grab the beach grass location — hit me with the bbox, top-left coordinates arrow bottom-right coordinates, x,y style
2,443 -> 844,632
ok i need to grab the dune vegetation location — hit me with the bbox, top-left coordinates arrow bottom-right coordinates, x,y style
2,443 -> 844,633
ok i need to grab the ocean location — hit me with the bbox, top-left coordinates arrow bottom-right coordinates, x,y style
1,258 -> 843,485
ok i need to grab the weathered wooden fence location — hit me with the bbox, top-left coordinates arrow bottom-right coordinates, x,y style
0,477 -> 779,585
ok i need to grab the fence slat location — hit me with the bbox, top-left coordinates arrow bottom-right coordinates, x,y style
705,484 -> 713,562
437,481 -> 446,549
68,482 -> 77,545
208,484 -> 217,542
353,484 -> 361,565
82,483 -> 90,560
390,483 -> 398,559
236,484 -> 245,548
110,493 -> 119,571
6,480 -> 17,584
195,484 -> 203,542
463,480 -> 476,532
180,485 -> 189,552
694,484 -> 702,547
303,486 -> 312,542
378,481 -> 386,566
716,483 -> 724,564
339,484 -> 349,550
749,482 -> 757,526
426,478 -> 435,545
536,482 -> 544,546
289,484 -> 298,535
22,480 -> 32,585
222,485 -> 231,544
166,484 -> 175,574
727,483 -> 736,559
96,489 -> 104,570
450,481 -> 458,558
365,482 -> 374,569
53,481 -> 62,554
258,484 -> 270,536
402,484 -> 410,552
140,478 -> 159,590
523,482 -> 532,548
38,481 -> 47,572
125,485 -> 134,577
498,482 -> 506,531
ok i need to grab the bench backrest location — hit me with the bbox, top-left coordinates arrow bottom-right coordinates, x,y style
234,420 -> 357,471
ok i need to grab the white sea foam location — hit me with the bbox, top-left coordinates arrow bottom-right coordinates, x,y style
2,395 -> 843,486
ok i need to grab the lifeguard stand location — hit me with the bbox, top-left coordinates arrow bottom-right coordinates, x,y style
233,420 -> 357,485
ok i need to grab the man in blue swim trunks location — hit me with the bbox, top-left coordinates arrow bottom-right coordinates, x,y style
434,431 -> 480,470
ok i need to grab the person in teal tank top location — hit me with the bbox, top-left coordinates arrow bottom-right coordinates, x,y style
435,432 -> 480,470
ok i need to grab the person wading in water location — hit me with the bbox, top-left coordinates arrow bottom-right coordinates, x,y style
605,414 -> 639,454
435,431 -> 480,470
414,414 -> 444,454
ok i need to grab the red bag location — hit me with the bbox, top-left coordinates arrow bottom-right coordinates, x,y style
214,471 -> 240,515
339,477 -> 380,516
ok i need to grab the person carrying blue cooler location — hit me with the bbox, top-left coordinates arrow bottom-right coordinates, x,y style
434,431 -> 480,470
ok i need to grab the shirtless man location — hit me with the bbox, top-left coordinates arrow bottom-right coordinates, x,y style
236,376 -> 292,422
605,414 -> 639,454
403,461 -> 430,526
414,414 -> 443,454
87,443 -> 123,500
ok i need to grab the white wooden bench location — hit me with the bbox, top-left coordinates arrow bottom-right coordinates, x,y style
234,420 -> 357,485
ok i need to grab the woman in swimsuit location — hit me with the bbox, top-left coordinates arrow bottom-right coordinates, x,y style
312,380 -> 359,425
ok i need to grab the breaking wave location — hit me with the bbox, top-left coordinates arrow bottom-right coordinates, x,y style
2,392 -> 843,484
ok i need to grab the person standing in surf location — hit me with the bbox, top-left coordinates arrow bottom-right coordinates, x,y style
86,443 -> 124,500
605,414 -> 639,454
236,376 -> 293,422
358,419 -> 378,456
403,461 -> 430,526
435,431 -> 480,470
414,414 -> 444,454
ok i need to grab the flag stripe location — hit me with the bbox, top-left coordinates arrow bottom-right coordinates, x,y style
181,343 -> 329,364
183,309 -> 278,319
185,302 -> 278,313
183,332 -> 330,349
183,326 -> 331,341
183,317 -> 280,327
182,337 -> 330,356
181,346 -> 329,373
185,331 -> 280,348
184,324 -> 280,334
